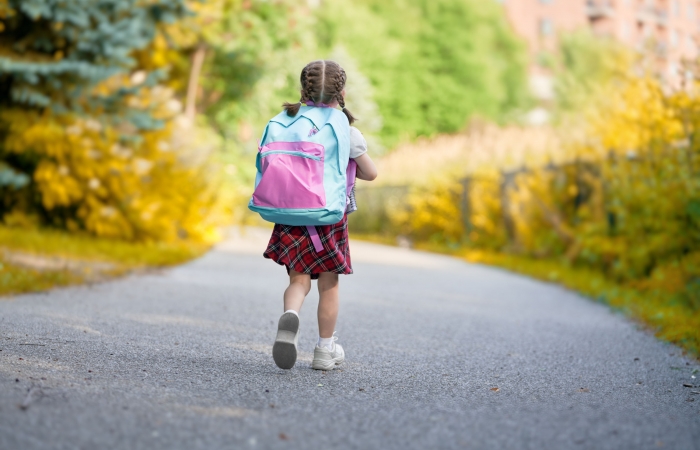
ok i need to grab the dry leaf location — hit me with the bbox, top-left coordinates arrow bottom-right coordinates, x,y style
579,388 -> 590,393
490,387 -> 499,392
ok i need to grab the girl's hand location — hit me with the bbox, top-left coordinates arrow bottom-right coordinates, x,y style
354,153 -> 377,181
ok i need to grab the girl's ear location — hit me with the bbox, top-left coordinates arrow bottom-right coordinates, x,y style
341,89 -> 346,98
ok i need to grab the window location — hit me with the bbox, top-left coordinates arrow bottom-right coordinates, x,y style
669,61 -> 678,77
539,18 -> 554,36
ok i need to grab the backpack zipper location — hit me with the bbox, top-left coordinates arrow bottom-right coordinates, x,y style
261,150 -> 322,161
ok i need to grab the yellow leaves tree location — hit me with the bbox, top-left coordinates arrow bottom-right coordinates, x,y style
387,73 -> 700,301
2,77 -> 224,243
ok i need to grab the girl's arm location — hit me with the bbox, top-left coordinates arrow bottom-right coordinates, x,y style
354,153 -> 377,181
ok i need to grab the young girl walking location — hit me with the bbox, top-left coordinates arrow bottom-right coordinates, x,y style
261,60 -> 377,370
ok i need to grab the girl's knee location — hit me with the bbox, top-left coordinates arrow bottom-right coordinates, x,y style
289,271 -> 312,292
317,272 -> 339,291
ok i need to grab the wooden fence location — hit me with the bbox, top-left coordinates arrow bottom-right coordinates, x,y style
349,160 -> 611,245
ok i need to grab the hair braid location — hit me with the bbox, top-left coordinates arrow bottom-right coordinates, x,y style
333,67 -> 355,125
283,65 -> 308,116
283,60 -> 357,124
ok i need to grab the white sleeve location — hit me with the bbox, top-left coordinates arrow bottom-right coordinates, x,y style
349,126 -> 368,159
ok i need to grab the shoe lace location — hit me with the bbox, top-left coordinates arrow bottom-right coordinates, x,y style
331,332 -> 339,352
319,332 -> 338,351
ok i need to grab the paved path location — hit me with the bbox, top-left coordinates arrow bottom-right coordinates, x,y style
1,228 -> 699,450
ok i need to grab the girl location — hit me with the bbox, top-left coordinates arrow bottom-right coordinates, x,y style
263,60 -> 378,370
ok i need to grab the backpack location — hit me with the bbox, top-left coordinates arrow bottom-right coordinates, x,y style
248,106 -> 356,251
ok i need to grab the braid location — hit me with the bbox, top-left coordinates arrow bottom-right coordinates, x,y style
284,60 -> 357,124
333,67 -> 356,125
283,64 -> 312,116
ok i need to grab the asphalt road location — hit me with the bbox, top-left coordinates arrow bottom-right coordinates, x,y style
1,227 -> 699,450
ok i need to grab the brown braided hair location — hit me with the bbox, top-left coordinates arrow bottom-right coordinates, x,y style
283,60 -> 356,125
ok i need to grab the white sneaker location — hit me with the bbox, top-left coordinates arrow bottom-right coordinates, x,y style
272,312 -> 300,369
311,334 -> 345,370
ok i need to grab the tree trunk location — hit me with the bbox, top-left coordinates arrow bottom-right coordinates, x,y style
185,44 -> 207,123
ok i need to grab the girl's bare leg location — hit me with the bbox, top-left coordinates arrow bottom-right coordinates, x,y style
284,270 -> 311,313
317,272 -> 339,338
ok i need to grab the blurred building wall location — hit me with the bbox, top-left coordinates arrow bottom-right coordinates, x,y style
498,0 -> 700,96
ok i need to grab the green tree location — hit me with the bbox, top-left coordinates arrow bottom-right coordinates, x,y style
317,0 -> 530,146
554,30 -> 634,115
0,0 -> 187,114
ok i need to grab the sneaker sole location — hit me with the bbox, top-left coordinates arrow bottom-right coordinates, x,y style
272,312 -> 299,370
311,359 -> 336,371
311,353 -> 344,371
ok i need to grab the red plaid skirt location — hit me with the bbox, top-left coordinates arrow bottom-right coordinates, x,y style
263,214 -> 352,279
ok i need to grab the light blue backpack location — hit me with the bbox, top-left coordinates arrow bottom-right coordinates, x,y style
248,106 -> 356,251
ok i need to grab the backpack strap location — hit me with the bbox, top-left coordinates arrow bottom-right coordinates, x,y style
306,226 -> 324,253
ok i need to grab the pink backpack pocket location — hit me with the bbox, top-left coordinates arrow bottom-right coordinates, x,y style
252,141 -> 326,209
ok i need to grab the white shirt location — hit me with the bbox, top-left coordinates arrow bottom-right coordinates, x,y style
349,126 -> 368,159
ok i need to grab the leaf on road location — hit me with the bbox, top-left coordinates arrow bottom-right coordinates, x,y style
279,433 -> 289,440
490,387 -> 499,392
358,388 -> 365,392
578,388 -> 590,393
683,383 -> 693,388
317,383 -> 323,387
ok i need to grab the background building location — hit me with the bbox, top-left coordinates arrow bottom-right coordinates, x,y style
498,0 -> 700,97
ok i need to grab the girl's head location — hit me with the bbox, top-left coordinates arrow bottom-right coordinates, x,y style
283,60 -> 356,125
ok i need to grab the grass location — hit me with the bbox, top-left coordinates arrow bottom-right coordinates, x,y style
354,233 -> 700,359
0,226 -> 210,297
0,262 -> 81,296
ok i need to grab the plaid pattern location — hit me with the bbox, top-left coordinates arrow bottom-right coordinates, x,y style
263,214 -> 352,279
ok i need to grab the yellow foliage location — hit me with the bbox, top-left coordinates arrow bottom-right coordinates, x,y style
468,173 -> 507,249
391,179 -> 464,243
1,77 -> 227,243
368,73 -> 700,355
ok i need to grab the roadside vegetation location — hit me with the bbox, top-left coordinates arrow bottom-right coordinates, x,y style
0,226 -> 208,296
351,36 -> 700,357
